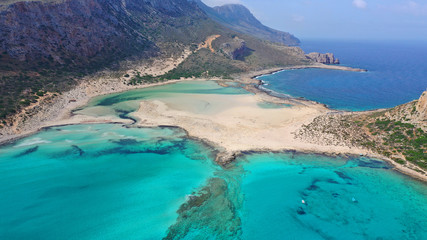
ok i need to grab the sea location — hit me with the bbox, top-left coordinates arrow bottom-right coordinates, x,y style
0,42 -> 426,239
258,40 -> 427,111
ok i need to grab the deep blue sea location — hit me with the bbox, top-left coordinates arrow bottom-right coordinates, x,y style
258,40 -> 427,111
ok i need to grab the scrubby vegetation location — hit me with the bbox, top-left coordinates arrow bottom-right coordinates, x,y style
366,119 -> 426,169
128,49 -> 243,85
296,103 -> 427,172
127,32 -> 311,86
0,72 -> 76,120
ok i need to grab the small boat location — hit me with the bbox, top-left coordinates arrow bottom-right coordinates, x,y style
302,200 -> 306,204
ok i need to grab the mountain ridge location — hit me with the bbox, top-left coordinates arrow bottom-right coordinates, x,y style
193,0 -> 300,46
0,0 -> 310,122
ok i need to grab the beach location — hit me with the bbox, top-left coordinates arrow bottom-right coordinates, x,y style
0,60 -> 425,182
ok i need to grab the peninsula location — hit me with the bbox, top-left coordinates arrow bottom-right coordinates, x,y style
0,0 -> 425,183
0,1 -> 426,239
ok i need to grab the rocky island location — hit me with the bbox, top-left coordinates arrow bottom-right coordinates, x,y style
306,52 -> 340,64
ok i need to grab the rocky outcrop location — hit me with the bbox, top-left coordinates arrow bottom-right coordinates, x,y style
384,90 -> 427,126
193,1 -> 300,46
219,37 -> 248,60
306,52 -> 340,64
416,91 -> 427,121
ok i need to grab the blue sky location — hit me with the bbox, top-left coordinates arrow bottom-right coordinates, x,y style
202,0 -> 427,40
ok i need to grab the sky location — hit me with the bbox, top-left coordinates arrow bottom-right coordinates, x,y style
202,0 -> 427,41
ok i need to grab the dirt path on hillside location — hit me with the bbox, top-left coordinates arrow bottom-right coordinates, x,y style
199,35 -> 221,53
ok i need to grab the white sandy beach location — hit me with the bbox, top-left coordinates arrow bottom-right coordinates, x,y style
0,54 -> 424,181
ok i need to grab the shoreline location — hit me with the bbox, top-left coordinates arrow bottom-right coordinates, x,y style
1,64 -> 425,182
249,63 -> 367,80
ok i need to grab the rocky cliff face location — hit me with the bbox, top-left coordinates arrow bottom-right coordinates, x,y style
193,1 -> 300,46
306,52 -> 340,64
383,90 -> 427,128
416,91 -> 427,122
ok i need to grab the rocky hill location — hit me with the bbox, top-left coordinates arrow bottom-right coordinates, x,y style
0,0 -> 216,119
296,91 -> 427,174
0,0 -> 209,70
0,0 -> 310,123
219,37 -> 248,60
193,0 -> 300,46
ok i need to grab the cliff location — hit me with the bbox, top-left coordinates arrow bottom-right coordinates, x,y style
416,91 -> 427,122
306,52 -> 340,64
193,1 -> 300,46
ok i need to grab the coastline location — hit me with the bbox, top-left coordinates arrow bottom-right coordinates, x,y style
249,63 -> 367,80
0,63 -> 425,182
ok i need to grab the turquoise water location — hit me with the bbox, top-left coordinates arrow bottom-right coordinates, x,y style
258,40 -> 427,111
166,153 -> 427,239
239,153 -> 427,239
257,101 -> 291,109
1,80 -> 427,239
0,124 -> 219,239
3,126 -> 426,239
75,81 -> 248,119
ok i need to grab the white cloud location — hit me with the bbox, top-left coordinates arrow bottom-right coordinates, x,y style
353,0 -> 367,9
202,0 -> 242,7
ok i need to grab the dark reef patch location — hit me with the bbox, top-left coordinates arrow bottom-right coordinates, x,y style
15,146 -> 39,158
49,145 -> 85,159
95,146 -> 172,157
111,138 -> 140,146
307,183 -> 319,191
327,179 -> 340,184
297,207 -> 306,215
165,170 -> 243,239
71,145 -> 85,156
356,158 -> 392,169
334,171 -> 353,180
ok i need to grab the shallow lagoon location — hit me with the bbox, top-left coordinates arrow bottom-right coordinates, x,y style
1,124 -> 426,239
1,80 -> 426,239
75,80 -> 249,119
0,124 -> 219,239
